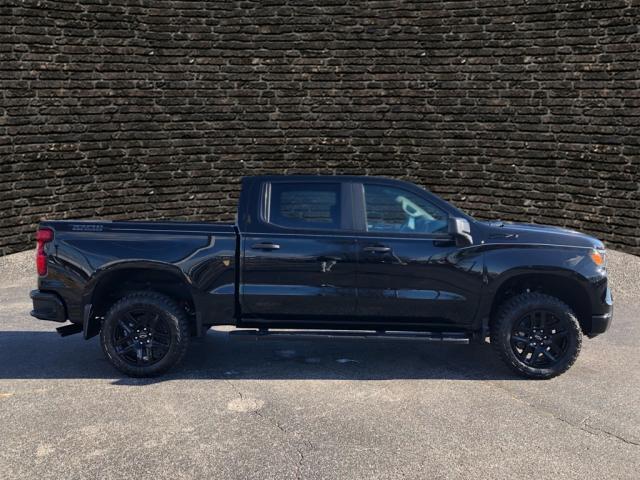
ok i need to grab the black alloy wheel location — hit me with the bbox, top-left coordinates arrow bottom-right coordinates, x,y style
112,307 -> 172,367
510,309 -> 570,368
100,292 -> 190,377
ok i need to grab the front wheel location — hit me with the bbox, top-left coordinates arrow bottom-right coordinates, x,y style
100,292 -> 190,377
491,292 -> 582,379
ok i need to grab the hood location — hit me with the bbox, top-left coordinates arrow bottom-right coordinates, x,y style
481,220 -> 605,250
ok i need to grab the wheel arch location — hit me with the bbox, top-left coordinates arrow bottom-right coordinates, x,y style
83,261 -> 197,339
487,270 -> 592,335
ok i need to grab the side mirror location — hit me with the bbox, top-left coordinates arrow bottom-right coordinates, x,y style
448,217 -> 473,246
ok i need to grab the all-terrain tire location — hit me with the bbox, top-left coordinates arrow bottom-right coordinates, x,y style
490,292 -> 582,379
100,291 -> 190,377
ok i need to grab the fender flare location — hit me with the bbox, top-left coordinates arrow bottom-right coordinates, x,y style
476,266 -> 591,331
82,260 -> 193,339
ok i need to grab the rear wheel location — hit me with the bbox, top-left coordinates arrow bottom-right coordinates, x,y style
491,292 -> 582,379
100,292 -> 190,377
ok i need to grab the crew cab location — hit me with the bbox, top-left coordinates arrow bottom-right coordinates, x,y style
30,175 -> 613,378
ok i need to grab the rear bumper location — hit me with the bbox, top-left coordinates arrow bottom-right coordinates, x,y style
30,290 -> 67,323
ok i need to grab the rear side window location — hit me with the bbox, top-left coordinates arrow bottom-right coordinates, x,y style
364,184 -> 448,234
267,182 -> 341,230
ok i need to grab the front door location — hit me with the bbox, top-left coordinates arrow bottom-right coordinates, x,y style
241,180 -> 358,321
355,182 -> 483,328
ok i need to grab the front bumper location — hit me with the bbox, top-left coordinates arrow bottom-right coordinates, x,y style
30,290 -> 67,323
586,285 -> 613,338
589,312 -> 612,337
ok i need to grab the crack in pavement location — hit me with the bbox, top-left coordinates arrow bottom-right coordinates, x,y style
294,446 -> 304,480
581,415 -> 640,447
485,382 -> 640,448
223,378 -> 244,400
224,379 -> 315,478
438,356 -> 640,449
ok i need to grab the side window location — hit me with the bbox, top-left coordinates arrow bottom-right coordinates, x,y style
364,184 -> 448,234
268,182 -> 341,230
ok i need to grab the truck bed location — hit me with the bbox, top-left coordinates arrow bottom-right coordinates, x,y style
37,219 -> 239,325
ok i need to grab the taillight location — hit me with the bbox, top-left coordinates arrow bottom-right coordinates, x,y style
36,228 -> 54,276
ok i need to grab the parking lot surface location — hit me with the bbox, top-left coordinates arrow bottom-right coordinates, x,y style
0,249 -> 638,479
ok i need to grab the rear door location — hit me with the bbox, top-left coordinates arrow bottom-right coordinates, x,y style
354,181 -> 483,329
240,179 -> 358,322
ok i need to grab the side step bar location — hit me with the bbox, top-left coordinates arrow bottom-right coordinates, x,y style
229,329 -> 470,344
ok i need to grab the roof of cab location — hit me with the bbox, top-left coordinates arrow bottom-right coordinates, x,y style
240,174 -> 433,195
243,174 -> 412,184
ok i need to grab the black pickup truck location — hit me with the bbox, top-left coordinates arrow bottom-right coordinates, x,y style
30,175 -> 613,379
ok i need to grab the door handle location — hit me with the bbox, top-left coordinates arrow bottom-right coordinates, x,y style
363,246 -> 391,253
251,243 -> 280,250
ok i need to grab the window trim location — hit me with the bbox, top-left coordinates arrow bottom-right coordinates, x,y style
259,180 -> 356,233
355,181 -> 453,239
